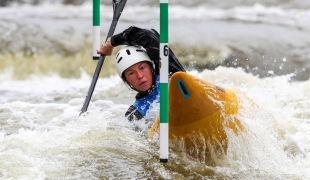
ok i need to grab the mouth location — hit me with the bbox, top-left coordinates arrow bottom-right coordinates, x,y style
139,81 -> 147,86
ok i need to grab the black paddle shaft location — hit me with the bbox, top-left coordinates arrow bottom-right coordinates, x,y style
80,0 -> 127,115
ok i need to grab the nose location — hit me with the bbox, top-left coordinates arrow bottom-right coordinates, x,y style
136,71 -> 143,79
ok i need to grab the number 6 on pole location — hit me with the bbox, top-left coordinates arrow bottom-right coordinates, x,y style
159,0 -> 169,163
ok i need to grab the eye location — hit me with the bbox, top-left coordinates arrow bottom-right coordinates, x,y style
125,71 -> 134,77
140,65 -> 146,70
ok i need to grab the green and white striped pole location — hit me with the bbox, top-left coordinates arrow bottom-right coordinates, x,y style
93,0 -> 100,60
159,0 -> 169,163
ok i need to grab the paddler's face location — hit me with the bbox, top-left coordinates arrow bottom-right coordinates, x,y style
124,61 -> 153,92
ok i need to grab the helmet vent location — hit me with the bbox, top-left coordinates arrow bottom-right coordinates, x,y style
117,57 -> 123,63
136,49 -> 144,52
126,49 -> 131,55
116,52 -> 120,59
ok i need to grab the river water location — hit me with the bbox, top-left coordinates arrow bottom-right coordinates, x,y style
0,0 -> 310,179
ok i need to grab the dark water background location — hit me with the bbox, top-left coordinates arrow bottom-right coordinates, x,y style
2,0 -> 310,8
1,0 -> 309,81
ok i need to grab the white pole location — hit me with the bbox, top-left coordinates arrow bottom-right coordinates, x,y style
159,0 -> 169,163
93,0 -> 100,60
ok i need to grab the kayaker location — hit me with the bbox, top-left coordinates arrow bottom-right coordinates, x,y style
97,26 -> 185,121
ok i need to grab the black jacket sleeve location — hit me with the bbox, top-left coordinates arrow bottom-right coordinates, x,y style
110,26 -> 186,75
125,105 -> 143,121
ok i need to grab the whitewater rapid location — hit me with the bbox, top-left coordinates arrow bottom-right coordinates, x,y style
1,67 -> 310,179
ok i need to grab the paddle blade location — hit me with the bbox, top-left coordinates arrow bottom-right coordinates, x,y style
113,0 -> 127,20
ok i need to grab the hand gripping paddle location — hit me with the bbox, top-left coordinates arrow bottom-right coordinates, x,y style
80,0 -> 127,115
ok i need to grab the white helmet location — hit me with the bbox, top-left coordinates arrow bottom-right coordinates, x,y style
115,46 -> 153,77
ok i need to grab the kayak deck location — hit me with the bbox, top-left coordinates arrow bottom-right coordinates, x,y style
149,72 -> 244,164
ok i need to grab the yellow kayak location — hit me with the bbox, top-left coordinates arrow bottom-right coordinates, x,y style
149,72 -> 244,163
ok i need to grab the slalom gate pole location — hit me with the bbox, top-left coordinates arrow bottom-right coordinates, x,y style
159,0 -> 169,163
80,0 -> 127,115
93,0 -> 100,60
